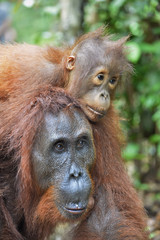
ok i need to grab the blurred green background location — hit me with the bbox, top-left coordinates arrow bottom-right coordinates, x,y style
0,0 -> 160,238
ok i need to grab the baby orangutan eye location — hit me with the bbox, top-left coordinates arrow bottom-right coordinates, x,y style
109,77 -> 117,85
97,73 -> 104,81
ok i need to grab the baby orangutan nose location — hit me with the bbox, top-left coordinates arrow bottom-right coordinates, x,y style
100,91 -> 109,101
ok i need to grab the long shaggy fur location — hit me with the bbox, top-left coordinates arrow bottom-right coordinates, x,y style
0,28 -> 131,101
0,87 -> 80,239
0,28 -> 148,239
0,85 -> 148,239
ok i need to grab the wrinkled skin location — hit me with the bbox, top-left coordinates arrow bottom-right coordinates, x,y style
31,108 -> 95,220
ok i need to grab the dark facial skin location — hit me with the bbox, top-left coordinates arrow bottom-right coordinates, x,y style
31,108 -> 95,220
66,38 -> 129,122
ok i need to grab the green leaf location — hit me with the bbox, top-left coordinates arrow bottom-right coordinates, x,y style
122,143 -> 140,161
140,41 -> 160,54
126,42 -> 141,63
149,232 -> 157,239
149,134 -> 160,143
134,179 -> 149,191
152,109 -> 160,121
143,95 -> 156,109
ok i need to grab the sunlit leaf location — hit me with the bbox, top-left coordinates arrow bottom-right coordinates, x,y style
152,109 -> 160,121
126,42 -> 141,63
150,134 -> 160,143
122,143 -> 140,161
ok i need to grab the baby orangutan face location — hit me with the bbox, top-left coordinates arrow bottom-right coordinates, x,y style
66,36 -> 131,122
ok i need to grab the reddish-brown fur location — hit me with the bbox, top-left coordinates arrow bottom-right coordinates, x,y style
0,85 -> 148,239
0,87 -> 79,239
0,44 -> 67,100
0,29 -> 148,239
0,28 -> 131,102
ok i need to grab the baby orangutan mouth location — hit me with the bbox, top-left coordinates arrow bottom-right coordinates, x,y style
86,105 -> 105,118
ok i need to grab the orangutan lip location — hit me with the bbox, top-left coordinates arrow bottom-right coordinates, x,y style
64,207 -> 86,215
86,105 -> 104,117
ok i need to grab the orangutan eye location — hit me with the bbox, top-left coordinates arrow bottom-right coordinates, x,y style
76,137 -> 88,149
54,141 -> 65,152
109,77 -> 117,85
97,73 -> 104,81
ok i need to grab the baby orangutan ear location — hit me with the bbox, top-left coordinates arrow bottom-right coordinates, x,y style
66,56 -> 76,70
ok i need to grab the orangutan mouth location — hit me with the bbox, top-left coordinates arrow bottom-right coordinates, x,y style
86,105 -> 104,117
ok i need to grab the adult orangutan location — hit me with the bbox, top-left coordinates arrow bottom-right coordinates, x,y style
0,87 -> 95,239
0,86 -> 148,239
0,28 -> 131,122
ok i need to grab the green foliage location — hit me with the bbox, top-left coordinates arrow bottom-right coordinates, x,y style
122,142 -> 141,161
134,179 -> 149,191
12,1 -> 61,45
126,42 -> 141,63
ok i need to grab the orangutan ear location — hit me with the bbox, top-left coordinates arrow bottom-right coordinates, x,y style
66,56 -> 75,70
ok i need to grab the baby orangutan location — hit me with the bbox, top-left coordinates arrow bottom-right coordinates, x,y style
0,28 -> 131,122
